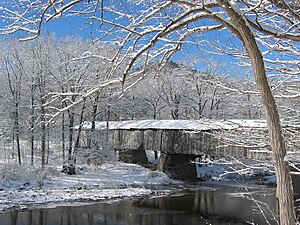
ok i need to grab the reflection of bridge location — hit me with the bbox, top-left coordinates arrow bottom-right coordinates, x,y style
78,119 -> 272,180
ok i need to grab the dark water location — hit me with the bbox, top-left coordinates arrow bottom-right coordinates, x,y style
0,184 -> 278,225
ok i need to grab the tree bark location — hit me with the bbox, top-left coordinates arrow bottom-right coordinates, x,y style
67,89 -> 77,161
74,99 -> 86,160
61,97 -> 66,161
87,93 -> 100,149
223,3 -> 296,224
15,117 -> 21,165
30,83 -> 35,166
40,108 -> 46,168
67,110 -> 74,161
14,104 -> 21,165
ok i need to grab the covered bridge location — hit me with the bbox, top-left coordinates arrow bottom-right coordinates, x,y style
77,119 -> 273,180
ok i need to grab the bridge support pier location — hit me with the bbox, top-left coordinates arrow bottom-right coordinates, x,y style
119,149 -> 148,165
157,153 -> 198,181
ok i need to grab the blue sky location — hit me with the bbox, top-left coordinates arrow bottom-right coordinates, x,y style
0,1 -> 251,79
44,16 -> 87,38
44,17 -> 250,79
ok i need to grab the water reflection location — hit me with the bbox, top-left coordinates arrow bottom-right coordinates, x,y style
134,187 -> 277,224
0,185 -> 278,225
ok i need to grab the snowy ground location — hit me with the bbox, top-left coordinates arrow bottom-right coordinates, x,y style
0,161 -> 178,213
0,152 -> 278,214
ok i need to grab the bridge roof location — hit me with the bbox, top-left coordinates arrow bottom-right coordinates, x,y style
77,119 -> 300,131
79,119 -> 243,131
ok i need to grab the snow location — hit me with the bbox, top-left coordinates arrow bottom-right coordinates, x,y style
227,119 -> 300,128
194,156 -> 275,182
78,119 -> 240,131
0,161 -> 178,213
77,118 -> 300,133
227,119 -> 268,128
196,163 -> 225,180
145,150 -> 160,164
0,138 -> 279,216
0,151 -> 276,213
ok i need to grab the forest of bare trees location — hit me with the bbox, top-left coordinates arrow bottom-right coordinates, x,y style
0,36 -> 298,166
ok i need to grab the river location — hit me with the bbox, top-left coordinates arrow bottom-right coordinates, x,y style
0,182 -> 280,225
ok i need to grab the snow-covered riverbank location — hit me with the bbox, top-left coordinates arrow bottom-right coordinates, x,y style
0,156 -> 278,214
0,162 -> 178,213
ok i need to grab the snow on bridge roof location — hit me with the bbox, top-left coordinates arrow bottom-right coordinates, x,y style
79,119 -> 245,131
77,118 -> 300,132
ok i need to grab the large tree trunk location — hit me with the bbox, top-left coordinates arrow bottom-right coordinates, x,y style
74,99 -> 86,160
40,107 -> 46,168
224,3 -> 296,224
61,101 -> 66,161
67,91 -> 77,161
67,110 -> 74,161
30,84 -> 35,166
87,94 -> 100,149
14,104 -> 21,165
15,119 -> 21,165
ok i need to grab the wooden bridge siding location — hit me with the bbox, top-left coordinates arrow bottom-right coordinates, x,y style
216,145 -> 250,158
82,129 -> 271,159
112,130 -> 145,150
107,129 -> 221,155
144,130 -> 162,151
79,127 -> 273,160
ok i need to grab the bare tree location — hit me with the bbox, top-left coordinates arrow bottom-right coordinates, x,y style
2,47 -> 24,165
